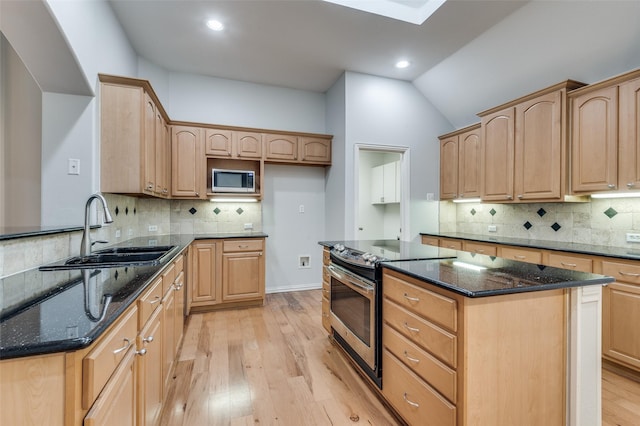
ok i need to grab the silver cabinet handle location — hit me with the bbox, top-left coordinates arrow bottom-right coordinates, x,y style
403,393 -> 420,408
403,293 -> 420,302
149,295 -> 161,304
507,195 -> 513,200
143,335 -> 154,343
475,249 -> 485,253
113,338 -> 131,355
627,182 -> 636,188
403,322 -> 420,333
619,271 -> 640,277
517,194 -> 523,199
404,351 -> 420,364
560,262 -> 577,268
608,184 -> 616,189
136,348 -> 147,356
514,255 -> 526,260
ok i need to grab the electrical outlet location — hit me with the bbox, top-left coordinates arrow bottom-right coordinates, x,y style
426,193 -> 435,201
148,225 -> 158,232
626,233 -> 640,243
488,225 -> 497,232
128,228 -> 134,236
299,204 -> 305,213
298,255 -> 310,268
244,223 -> 253,230
115,229 -> 121,238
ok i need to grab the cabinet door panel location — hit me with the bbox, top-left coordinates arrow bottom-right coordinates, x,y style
236,131 -> 263,158
138,308 -> 163,426
205,128 -> 233,157
619,77 -> 640,191
439,137 -> 458,200
458,129 -> 481,198
571,86 -> 618,192
481,108 -> 515,201
515,91 -> 562,200
264,134 -> 298,160
172,126 -> 204,198
299,137 -> 331,164
191,242 -> 219,304
143,94 -> 156,195
603,282 -> 640,369
222,252 -> 265,301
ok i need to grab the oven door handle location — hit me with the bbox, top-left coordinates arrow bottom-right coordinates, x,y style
326,265 -> 344,280
327,265 -> 374,295
345,279 -> 373,294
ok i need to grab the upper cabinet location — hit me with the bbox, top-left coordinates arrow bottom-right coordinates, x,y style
371,161 -> 400,204
264,134 -> 298,162
439,124 -> 481,201
298,137 -> 332,165
205,129 -> 263,159
171,125 -> 206,199
100,76 -> 170,198
570,69 -> 640,195
478,80 -> 585,203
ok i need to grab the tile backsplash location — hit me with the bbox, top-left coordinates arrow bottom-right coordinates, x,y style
0,194 -> 262,279
440,198 -> 640,248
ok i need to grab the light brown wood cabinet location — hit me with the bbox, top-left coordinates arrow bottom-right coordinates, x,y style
322,248 -> 331,333
171,125 -> 206,198
189,238 -> 266,311
298,137 -> 332,165
155,111 -> 171,197
100,77 -> 170,198
205,129 -> 263,159
439,124 -> 481,201
137,305 -> 163,426
264,134 -> 298,161
382,268 -> 567,426
479,81 -> 583,203
570,69 -> 640,194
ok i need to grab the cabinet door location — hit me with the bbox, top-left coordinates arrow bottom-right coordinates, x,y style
603,282 -> 640,370
371,164 -> 385,204
205,128 -> 233,157
172,126 -> 205,198
190,241 -> 220,305
439,136 -> 458,200
236,131 -> 263,158
619,77 -> 640,191
299,137 -> 331,164
264,134 -> 298,161
143,93 -> 156,195
458,128 -> 481,199
481,107 -> 515,201
155,110 -> 170,197
515,90 -> 562,201
383,162 -> 398,203
162,288 -> 175,389
222,252 -> 265,302
571,85 -> 618,193
173,271 -> 186,353
138,307 -> 163,426
84,347 -> 137,426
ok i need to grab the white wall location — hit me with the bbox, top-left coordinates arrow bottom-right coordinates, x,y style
325,74 -> 347,240
342,72 -> 452,242
263,164 -> 326,292
414,1 -> 640,129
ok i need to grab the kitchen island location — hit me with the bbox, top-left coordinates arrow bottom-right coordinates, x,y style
378,251 -> 612,426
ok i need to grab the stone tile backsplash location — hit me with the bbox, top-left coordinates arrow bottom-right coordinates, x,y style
441,198 -> 640,248
0,194 -> 262,279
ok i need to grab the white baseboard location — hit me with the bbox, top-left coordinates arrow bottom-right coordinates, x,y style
266,283 -> 322,294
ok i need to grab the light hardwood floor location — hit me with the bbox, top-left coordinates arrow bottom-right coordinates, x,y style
160,289 -> 640,426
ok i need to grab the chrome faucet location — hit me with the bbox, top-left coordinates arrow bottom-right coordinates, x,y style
80,193 -> 114,258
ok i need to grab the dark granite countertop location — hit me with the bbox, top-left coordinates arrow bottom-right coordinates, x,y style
382,251 -> 613,297
420,231 -> 640,261
318,239 -> 457,261
0,232 -> 268,360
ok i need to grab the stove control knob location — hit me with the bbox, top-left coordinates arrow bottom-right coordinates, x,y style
369,256 -> 378,263
333,244 -> 345,252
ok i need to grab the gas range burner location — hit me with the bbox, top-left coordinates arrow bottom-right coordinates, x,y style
331,244 -> 388,268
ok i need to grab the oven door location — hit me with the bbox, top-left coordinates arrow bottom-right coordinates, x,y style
327,263 -> 376,370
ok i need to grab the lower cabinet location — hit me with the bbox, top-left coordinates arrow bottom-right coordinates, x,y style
138,307 -> 163,426
189,238 -> 265,310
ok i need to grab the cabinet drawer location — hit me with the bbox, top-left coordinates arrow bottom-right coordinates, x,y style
83,305 -> 138,409
138,276 -> 162,328
602,260 -> 640,285
499,246 -> 542,264
162,262 -> 176,295
463,241 -> 497,256
546,252 -> 593,273
384,324 -> 456,403
383,299 -> 457,368
421,236 -> 439,247
439,238 -> 462,251
384,272 -> 457,332
383,349 -> 456,426
174,254 -> 184,275
223,239 -> 264,252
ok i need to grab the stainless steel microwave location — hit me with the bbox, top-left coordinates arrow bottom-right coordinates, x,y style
212,168 -> 255,193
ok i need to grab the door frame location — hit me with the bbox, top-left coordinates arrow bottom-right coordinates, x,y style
354,143 -> 410,241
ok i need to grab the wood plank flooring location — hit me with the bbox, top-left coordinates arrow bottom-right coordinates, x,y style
160,289 -> 640,426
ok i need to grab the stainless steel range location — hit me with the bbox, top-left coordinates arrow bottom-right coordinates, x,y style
325,240 -> 455,388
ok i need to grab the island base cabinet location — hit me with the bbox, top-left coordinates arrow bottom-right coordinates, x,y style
603,282 -> 640,370
383,349 -> 456,426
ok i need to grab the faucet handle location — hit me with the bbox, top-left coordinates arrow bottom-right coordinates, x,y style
91,240 -> 109,246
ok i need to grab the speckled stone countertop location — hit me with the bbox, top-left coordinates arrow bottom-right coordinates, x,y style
420,231 -> 640,261
0,232 -> 267,360
382,251 -> 613,297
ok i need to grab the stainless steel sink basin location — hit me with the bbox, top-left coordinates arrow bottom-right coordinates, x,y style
39,245 -> 177,270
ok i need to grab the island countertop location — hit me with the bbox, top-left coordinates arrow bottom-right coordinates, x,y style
382,251 -> 614,297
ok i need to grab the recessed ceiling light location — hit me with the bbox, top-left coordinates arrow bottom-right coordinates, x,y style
206,19 -> 224,31
395,60 -> 410,69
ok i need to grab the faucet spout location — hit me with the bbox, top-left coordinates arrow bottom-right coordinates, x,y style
80,193 -> 114,258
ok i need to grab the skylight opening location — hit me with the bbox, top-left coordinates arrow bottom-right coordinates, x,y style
323,0 -> 447,25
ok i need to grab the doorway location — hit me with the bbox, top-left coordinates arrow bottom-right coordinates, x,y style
355,144 -> 409,241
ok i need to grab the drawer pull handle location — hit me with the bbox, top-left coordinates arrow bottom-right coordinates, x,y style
174,283 -> 184,291
149,296 -> 161,304
113,338 -> 131,355
514,255 -> 526,259
475,249 -> 485,253
239,245 -> 249,249
403,393 -> 420,408
403,322 -> 420,333
136,348 -> 147,356
404,351 -> 420,364
403,293 -> 420,302
560,262 -> 577,268
619,271 -> 640,277
143,335 -> 154,344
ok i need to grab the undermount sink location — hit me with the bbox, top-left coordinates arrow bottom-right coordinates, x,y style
39,245 -> 177,271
